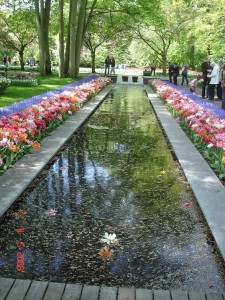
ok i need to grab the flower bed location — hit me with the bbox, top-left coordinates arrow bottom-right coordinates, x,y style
0,76 -> 111,174
8,72 -> 39,86
149,79 -> 225,180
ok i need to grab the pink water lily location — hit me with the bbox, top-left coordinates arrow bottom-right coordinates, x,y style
45,209 -> 57,216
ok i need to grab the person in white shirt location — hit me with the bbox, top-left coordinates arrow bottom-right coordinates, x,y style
207,62 -> 219,100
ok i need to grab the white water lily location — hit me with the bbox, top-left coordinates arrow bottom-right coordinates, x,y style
100,232 -> 118,244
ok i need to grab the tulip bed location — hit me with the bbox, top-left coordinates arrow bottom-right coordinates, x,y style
150,79 -> 225,180
7,72 -> 39,87
0,76 -> 111,175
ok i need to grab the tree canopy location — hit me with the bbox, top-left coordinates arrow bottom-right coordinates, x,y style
1,0 -> 225,76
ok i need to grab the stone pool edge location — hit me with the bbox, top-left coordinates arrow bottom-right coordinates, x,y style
145,85 -> 225,263
0,83 -> 115,220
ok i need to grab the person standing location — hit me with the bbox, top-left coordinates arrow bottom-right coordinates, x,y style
201,55 -> 211,99
110,57 -> 116,75
217,59 -> 224,101
168,63 -> 174,83
173,63 -> 180,85
104,55 -> 111,76
221,65 -> 225,109
3,56 -> 7,66
181,64 -> 189,85
7,56 -> 12,65
207,61 -> 219,100
150,61 -> 156,76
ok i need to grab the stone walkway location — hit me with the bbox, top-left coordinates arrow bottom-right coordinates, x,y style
0,277 -> 225,300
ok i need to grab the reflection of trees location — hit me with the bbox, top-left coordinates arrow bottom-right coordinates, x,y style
0,85 -> 199,283
83,87 -> 192,227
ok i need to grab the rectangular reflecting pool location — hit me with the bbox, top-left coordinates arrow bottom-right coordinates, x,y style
0,85 -> 225,292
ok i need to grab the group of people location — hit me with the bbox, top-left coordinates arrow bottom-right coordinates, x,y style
200,55 -> 225,105
3,56 -> 12,66
168,62 -> 184,85
168,56 -> 225,110
191,55 -> 225,109
104,55 -> 116,76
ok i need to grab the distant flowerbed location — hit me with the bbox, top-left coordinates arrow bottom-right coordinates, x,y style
0,72 -> 39,87
0,77 -> 111,175
150,79 -> 225,180
8,72 -> 39,86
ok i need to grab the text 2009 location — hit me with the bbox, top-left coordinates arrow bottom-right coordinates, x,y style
16,228 -> 25,271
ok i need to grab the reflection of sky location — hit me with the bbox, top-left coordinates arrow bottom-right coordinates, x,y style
84,160 -> 111,186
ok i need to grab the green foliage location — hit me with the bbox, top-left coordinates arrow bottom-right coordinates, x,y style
0,78 -> 9,95
0,75 -> 76,108
143,70 -> 152,76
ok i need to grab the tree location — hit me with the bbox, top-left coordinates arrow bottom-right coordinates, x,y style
0,10 -> 37,70
34,0 -> 52,76
63,0 -> 98,77
132,0 -> 193,73
58,0 -> 65,77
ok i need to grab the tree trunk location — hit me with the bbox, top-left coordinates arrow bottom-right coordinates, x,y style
34,0 -> 52,76
68,0 -> 77,77
161,52 -> 167,75
91,51 -> 96,74
18,47 -> 25,71
74,0 -> 87,77
58,0 -> 64,77
64,5 -> 71,76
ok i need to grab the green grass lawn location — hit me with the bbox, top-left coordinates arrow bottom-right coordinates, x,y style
0,75 -> 81,109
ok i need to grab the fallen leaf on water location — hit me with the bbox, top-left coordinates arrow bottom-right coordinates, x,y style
99,246 -> 114,259
16,210 -> 26,217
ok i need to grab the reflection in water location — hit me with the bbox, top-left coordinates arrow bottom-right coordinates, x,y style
0,85 -> 225,291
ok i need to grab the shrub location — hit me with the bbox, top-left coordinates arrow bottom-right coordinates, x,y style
143,70 -> 152,76
0,77 -> 10,95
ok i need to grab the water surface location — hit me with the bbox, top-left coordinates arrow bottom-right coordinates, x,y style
0,85 -> 225,291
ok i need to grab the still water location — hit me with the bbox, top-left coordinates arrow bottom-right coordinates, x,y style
0,85 -> 225,291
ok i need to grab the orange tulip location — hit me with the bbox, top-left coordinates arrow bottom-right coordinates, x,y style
18,133 -> 28,142
10,145 -> 20,152
32,141 -> 40,149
